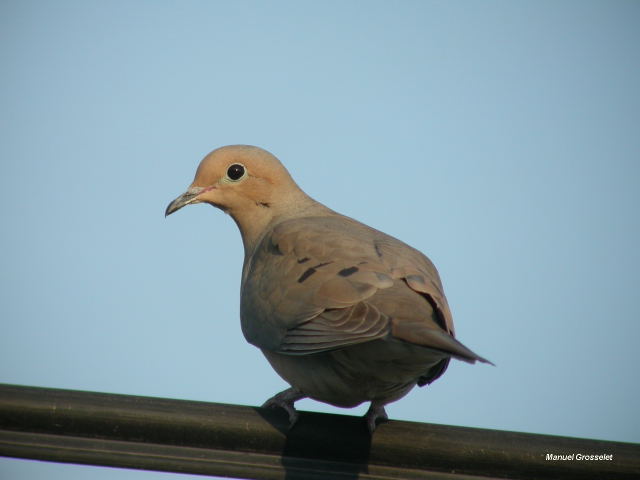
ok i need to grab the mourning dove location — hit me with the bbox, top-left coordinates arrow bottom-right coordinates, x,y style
166,145 -> 492,432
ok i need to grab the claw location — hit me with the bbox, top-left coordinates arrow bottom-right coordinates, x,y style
262,388 -> 306,429
364,402 -> 388,434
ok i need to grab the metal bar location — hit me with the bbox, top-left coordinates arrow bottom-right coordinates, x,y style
0,384 -> 638,479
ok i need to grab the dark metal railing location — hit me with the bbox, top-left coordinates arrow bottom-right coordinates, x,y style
0,383 -> 638,479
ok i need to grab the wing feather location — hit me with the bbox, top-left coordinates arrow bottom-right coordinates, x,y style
280,302 -> 390,354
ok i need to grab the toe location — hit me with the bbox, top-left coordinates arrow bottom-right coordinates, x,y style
261,388 -> 305,429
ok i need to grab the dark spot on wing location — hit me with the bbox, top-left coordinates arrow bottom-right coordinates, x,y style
298,268 -> 317,283
374,242 -> 383,258
297,257 -> 310,264
297,261 -> 333,283
338,266 -> 359,277
257,202 -> 271,208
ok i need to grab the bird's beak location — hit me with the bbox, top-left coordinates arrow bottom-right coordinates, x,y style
165,186 -> 205,217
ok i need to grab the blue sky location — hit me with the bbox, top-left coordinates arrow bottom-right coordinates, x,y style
1,1 -> 639,478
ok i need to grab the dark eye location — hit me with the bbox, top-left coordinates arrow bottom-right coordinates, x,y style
226,163 -> 246,181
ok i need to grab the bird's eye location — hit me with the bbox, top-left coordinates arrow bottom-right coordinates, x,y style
226,163 -> 246,181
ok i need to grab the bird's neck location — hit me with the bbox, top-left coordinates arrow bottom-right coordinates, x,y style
233,191 -> 334,258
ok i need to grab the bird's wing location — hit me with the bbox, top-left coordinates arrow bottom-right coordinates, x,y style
279,302 -> 391,353
241,215 -> 488,364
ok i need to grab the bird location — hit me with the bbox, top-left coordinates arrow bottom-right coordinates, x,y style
165,145 -> 492,433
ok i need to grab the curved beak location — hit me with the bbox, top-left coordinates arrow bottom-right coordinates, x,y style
165,186 -> 205,217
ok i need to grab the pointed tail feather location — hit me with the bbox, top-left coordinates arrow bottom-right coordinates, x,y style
391,319 -> 494,365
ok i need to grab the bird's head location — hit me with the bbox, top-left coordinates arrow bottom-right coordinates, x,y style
165,145 -> 320,251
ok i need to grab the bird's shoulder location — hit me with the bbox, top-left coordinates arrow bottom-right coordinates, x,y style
264,214 -> 440,275
245,213 -> 446,298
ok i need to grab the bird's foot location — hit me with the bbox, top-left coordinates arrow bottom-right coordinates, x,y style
262,388 -> 306,429
364,402 -> 388,434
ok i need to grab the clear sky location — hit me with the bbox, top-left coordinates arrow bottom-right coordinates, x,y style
1,1 -> 639,478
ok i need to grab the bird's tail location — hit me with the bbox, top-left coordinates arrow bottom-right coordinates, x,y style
391,319 -> 494,365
